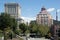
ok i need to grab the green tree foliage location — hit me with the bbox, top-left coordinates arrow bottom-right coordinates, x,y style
30,21 -> 50,37
29,23 -> 38,33
0,13 -> 17,40
38,25 -> 49,37
19,21 -> 50,37
19,23 -> 30,34
25,30 -> 30,34
0,13 -> 17,31
15,29 -> 22,35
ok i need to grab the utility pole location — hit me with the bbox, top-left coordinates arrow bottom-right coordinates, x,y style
56,9 -> 58,22
54,9 -> 58,40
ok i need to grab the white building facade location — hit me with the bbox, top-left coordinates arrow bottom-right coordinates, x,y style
4,3 -> 21,19
4,3 -> 21,29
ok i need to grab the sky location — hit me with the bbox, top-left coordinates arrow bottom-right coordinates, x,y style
0,0 -> 60,22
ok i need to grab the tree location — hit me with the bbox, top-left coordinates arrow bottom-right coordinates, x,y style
19,23 -> 30,34
30,23 -> 38,33
0,13 -> 17,40
0,13 -> 17,30
30,22 -> 50,37
38,25 -> 50,37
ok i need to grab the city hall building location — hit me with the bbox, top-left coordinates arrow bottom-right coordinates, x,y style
4,3 -> 21,19
4,3 -> 21,29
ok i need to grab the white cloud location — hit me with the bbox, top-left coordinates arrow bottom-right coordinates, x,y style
47,8 -> 60,13
21,16 -> 36,23
57,9 -> 60,12
47,8 -> 55,12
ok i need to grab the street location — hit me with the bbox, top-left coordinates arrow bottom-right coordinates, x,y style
28,38 -> 50,40
21,36 -> 50,40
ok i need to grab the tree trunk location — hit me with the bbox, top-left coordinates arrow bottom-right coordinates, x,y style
4,30 -> 7,40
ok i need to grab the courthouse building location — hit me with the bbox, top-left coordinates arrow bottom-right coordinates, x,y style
36,7 -> 53,26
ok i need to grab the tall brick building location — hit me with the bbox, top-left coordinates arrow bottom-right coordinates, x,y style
36,7 -> 53,26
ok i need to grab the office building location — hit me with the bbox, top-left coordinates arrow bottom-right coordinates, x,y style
36,6 -> 53,26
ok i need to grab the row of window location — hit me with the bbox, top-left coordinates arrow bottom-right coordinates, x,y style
7,6 -> 17,15
39,14 -> 47,17
41,18 -> 48,24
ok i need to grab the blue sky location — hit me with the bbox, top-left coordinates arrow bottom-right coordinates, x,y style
0,0 -> 60,21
